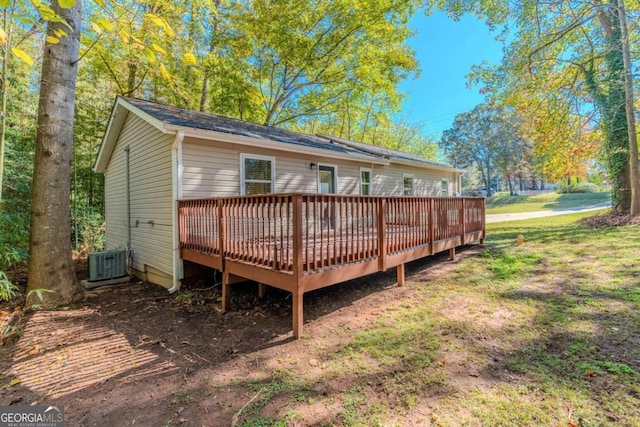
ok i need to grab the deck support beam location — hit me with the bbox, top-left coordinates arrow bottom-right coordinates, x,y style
258,282 -> 266,298
221,272 -> 231,312
449,247 -> 456,260
397,263 -> 405,287
292,292 -> 303,339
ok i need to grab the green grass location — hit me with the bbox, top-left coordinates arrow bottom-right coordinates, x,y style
232,211 -> 640,426
486,191 -> 610,214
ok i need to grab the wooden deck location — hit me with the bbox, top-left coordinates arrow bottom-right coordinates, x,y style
178,194 -> 485,337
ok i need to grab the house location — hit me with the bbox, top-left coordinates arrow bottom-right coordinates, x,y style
95,96 -> 467,292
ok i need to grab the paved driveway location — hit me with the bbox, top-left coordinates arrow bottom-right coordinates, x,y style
486,202 -> 611,224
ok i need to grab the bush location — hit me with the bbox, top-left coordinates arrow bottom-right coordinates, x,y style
0,213 -> 29,270
0,271 -> 19,302
556,182 -> 600,194
72,209 -> 105,254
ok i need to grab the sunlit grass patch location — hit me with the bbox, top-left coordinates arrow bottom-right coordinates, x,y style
486,191 -> 610,214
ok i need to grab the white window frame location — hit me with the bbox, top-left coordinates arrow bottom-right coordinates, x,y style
441,179 -> 449,197
240,153 -> 276,195
317,163 -> 338,194
403,173 -> 414,196
360,167 -> 372,196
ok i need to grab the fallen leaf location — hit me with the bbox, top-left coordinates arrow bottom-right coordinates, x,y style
587,370 -> 595,377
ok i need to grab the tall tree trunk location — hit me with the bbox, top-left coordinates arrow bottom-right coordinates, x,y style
484,162 -> 493,197
617,0 -> 640,215
0,9 -> 9,203
592,7 -> 631,212
27,0 -> 82,306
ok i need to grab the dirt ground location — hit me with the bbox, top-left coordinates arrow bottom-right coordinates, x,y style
0,249 -> 478,426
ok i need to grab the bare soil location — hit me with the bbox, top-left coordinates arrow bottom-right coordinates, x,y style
0,249 -> 479,426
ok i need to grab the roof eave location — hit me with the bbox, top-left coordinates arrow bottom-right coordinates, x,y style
390,157 -> 465,174
164,124 -> 390,166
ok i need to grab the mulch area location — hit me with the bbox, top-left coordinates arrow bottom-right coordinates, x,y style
578,211 -> 640,228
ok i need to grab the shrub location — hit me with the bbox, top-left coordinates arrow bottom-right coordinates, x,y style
0,271 -> 19,302
556,182 -> 600,194
0,213 -> 29,270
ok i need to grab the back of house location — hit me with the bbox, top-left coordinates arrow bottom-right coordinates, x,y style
94,96 -> 464,290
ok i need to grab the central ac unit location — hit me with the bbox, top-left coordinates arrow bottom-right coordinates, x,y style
88,249 -> 128,282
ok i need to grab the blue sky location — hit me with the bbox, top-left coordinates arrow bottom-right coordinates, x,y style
400,12 -> 504,137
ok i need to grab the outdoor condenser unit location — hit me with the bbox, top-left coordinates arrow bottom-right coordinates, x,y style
88,249 -> 128,282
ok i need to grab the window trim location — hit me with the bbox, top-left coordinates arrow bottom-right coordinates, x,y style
403,173 -> 414,196
240,153 -> 276,195
360,167 -> 372,196
317,163 -> 338,194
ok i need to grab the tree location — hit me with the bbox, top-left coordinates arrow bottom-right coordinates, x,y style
27,0 -> 83,305
237,0 -> 418,127
616,0 -> 640,215
429,0 -> 639,212
441,104 -> 529,197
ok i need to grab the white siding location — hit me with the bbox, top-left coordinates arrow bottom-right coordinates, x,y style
181,137 -> 458,198
104,113 -> 174,283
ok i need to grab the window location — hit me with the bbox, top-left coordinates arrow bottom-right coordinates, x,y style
240,154 -> 275,195
442,180 -> 449,197
318,164 -> 337,194
403,174 -> 414,196
360,168 -> 372,195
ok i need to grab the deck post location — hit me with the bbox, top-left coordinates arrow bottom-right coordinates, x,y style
397,263 -> 405,286
221,271 -> 231,312
378,198 -> 387,271
480,198 -> 486,244
258,283 -> 266,298
449,247 -> 456,260
429,198 -> 435,255
292,194 -> 304,338
460,198 -> 466,245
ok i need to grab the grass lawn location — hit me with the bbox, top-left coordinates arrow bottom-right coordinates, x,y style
486,191 -> 611,214
236,212 -> 640,426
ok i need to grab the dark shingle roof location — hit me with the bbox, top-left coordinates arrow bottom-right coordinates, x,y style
124,97 -> 377,158
319,134 -> 456,170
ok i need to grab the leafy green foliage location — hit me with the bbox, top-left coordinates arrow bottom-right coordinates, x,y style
441,104 -> 531,197
556,182 -> 600,194
0,271 -> 19,302
431,0 -> 637,211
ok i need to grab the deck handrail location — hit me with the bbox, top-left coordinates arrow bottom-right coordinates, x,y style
178,194 -> 485,275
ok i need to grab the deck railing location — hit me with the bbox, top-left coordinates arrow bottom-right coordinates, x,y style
178,194 -> 485,338
178,194 -> 485,275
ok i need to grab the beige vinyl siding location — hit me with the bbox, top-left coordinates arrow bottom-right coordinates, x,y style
372,164 -> 458,196
104,113 -> 174,282
181,137 -> 457,199
182,138 -> 364,198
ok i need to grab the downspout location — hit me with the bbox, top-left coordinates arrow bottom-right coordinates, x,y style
169,130 -> 185,293
124,145 -> 131,251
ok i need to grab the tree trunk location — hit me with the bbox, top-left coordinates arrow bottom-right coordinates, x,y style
484,163 -> 492,197
0,9 -> 9,203
617,0 -> 640,215
591,7 -> 631,212
27,0 -> 83,306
